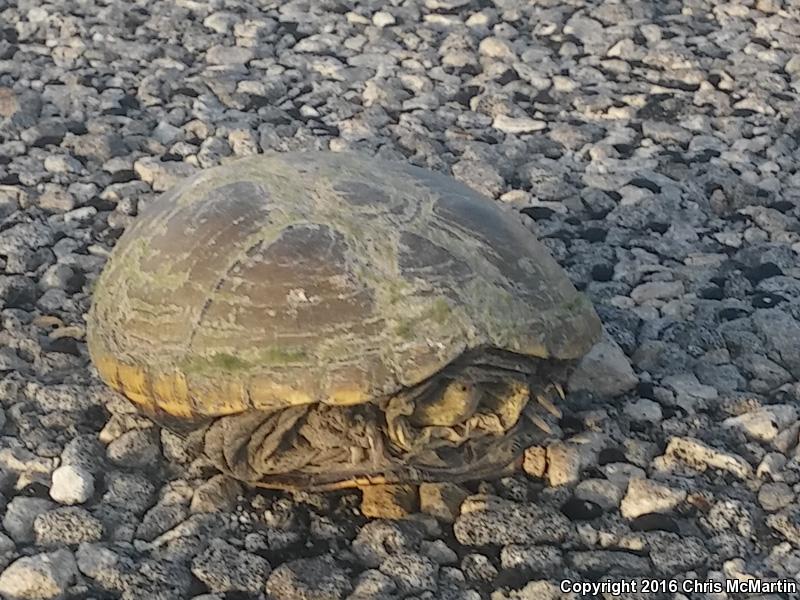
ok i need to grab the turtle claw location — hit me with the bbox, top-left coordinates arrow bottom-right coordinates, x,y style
529,414 -> 554,435
536,393 -> 563,419
524,386 -> 564,438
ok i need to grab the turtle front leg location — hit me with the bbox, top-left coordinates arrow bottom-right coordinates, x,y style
202,406 -> 311,483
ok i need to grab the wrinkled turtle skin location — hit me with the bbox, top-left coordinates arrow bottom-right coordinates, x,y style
87,152 -> 602,490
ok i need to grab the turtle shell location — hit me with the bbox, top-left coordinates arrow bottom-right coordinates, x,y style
87,152 -> 601,420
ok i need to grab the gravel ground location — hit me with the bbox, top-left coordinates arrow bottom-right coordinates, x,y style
1,0 -> 800,598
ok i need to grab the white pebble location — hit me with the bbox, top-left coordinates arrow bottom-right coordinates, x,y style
621,478 -> 687,520
372,11 -> 395,28
50,465 -> 94,505
492,115 -> 547,134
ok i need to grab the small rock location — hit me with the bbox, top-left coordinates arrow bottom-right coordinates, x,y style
133,158 -> 198,192
701,498 -> 755,538
43,155 -> 82,174
191,538 -> 270,594
630,513 -> 680,533
203,11 -> 239,33
569,333 -> 638,396
657,437 -> 753,479
752,310 -> 800,379
624,398 -> 663,422
451,160 -> 505,198
152,121 -> 182,146
190,475 -> 242,514
372,11 -> 395,28
227,129 -> 259,157
266,555 -> 351,600
575,479 -> 625,510
50,465 -> 94,505
0,87 -> 19,118
37,186 -> 75,212
419,482 -> 468,522
136,502 -> 189,542
33,507 -> 104,546
0,276 -> 38,310
547,442 -> 582,487
106,428 -> 161,468
767,505 -> 800,544
620,479 -> 687,520
103,471 -> 156,515
522,446 -> 547,478
206,45 -> 254,65
723,406 -> 797,443
161,429 -> 202,465
421,539 -> 458,565
560,497 -> 603,521
74,543 -> 133,591
662,374 -> 719,410
500,545 -> 562,576
757,0 -> 781,13
648,533 -> 709,574
569,550 -> 651,575
757,452 -> 787,480
360,484 -> 418,519
0,533 -> 13,556
0,549 -> 78,600
59,439 -> 101,475
3,497 -> 56,544
759,482 -> 795,512
623,439 -> 660,469
454,495 -> 571,546
479,37 -> 516,60
0,349 -> 27,373
631,281 -> 684,303
348,569 -> 396,599
492,115 -> 546,134
39,264 -> 82,293
352,520 -> 423,568
461,553 -> 497,583
379,552 -> 438,594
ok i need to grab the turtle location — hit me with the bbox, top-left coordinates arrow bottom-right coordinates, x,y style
87,151 -> 602,512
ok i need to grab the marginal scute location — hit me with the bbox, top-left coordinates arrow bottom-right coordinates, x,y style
151,371 -> 191,418
249,379 -> 314,410
114,362 -> 155,411
186,375 -> 248,417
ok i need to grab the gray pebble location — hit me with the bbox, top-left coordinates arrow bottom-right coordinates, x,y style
352,520 -> 424,568
0,549 -> 78,600
191,538 -> 270,594
3,497 -> 56,544
266,555 -> 351,600
454,495 -> 571,546
380,552 -> 438,595
758,482 -> 795,512
33,506 -> 104,546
